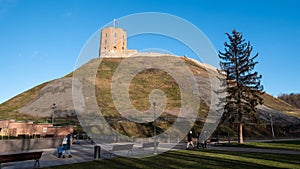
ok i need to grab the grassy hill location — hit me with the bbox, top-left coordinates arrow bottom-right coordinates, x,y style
0,56 -> 300,138
0,81 -> 49,121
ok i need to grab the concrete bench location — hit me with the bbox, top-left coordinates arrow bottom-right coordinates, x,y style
138,142 -> 159,152
0,151 -> 43,169
109,144 -> 133,156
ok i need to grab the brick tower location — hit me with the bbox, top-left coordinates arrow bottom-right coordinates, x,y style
99,26 -> 127,56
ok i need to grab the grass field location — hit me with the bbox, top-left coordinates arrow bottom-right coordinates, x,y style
43,149 -> 300,169
222,140 -> 300,151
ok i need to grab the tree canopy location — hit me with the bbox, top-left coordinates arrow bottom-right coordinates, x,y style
278,93 -> 300,109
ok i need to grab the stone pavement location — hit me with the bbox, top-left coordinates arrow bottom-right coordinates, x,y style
1,141 -> 95,169
1,140 -> 300,169
1,140 -> 178,169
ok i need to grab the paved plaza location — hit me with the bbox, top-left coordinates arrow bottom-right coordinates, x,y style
1,140 -> 300,169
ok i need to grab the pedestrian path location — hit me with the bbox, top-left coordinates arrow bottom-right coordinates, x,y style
176,142 -> 300,155
1,142 -> 94,169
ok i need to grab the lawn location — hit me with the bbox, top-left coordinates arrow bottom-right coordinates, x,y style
43,149 -> 300,169
222,140 -> 300,151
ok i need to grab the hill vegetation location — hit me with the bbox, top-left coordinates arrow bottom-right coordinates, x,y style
0,82 -> 49,121
278,93 -> 300,109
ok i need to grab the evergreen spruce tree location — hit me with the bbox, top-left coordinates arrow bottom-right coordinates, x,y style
219,29 -> 264,143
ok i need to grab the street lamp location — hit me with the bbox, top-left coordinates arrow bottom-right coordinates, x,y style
52,103 -> 56,125
269,114 -> 275,142
153,99 -> 157,155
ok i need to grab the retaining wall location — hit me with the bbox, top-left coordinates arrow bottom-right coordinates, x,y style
0,138 -> 63,153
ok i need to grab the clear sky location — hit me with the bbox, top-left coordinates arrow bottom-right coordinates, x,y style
0,0 -> 299,104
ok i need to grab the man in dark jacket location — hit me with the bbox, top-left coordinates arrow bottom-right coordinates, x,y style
186,131 -> 194,149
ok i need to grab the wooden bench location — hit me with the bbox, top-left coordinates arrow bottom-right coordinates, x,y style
138,142 -> 159,153
0,151 -> 43,169
109,144 -> 133,156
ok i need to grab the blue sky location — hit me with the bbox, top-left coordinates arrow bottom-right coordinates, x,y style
0,0 -> 299,104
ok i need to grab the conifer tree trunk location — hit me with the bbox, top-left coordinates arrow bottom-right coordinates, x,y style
239,123 -> 243,143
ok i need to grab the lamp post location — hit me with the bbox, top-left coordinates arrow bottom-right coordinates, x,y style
153,99 -> 157,155
52,103 -> 56,125
269,114 -> 275,142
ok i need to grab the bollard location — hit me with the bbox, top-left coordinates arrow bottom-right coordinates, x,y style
94,145 -> 101,159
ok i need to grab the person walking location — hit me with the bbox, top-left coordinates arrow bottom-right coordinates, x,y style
197,132 -> 201,149
62,133 -> 72,158
197,131 -> 207,149
186,130 -> 194,149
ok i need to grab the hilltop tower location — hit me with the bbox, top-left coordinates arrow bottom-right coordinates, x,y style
99,22 -> 136,57
99,26 -> 127,56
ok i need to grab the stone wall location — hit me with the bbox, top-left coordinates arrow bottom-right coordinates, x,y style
0,120 -> 73,137
0,138 -> 64,153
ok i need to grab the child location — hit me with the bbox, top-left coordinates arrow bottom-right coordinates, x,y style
57,144 -> 63,158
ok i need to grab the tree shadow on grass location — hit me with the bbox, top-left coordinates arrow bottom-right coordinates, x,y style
206,149 -> 300,165
100,150 -> 285,169
165,150 -> 278,169
221,141 -> 300,151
